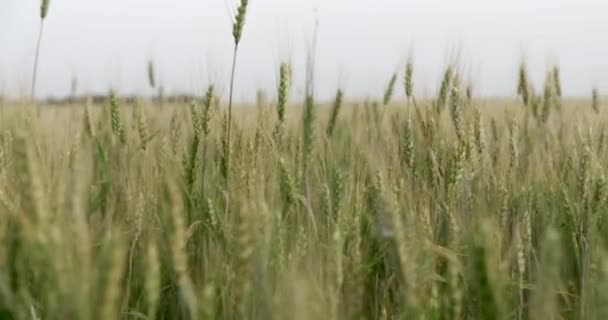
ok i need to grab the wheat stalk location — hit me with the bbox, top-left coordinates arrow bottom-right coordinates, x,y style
225,0 -> 250,187
31,0 -> 51,107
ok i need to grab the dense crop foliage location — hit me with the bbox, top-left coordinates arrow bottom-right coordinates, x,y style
2,2 -> 606,318
0,68 -> 606,320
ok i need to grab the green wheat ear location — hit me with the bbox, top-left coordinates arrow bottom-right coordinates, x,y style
326,88 -> 344,137
232,0 -> 249,46
383,73 -> 397,106
517,62 -> 530,107
109,91 -> 126,145
41,0 -> 50,19
32,0 -> 52,104
404,57 -> 414,103
147,60 -> 156,89
277,63 -> 291,125
437,65 -> 453,113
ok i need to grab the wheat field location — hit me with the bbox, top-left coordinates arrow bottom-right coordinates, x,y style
1,1 -> 608,319
0,72 -> 606,320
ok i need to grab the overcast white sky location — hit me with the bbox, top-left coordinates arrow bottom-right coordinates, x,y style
0,0 -> 607,101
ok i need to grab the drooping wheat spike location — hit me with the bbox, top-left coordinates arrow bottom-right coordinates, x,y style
147,60 -> 156,89
275,63 -> 291,138
383,73 -> 398,106
326,88 -> 344,137
517,62 -> 530,107
592,88 -> 600,114
450,76 -> 465,145
109,91 -> 126,145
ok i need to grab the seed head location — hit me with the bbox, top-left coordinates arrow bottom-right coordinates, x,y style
202,85 -> 215,136
517,62 -> 530,107
147,60 -> 156,89
232,0 -> 249,46
552,65 -> 562,97
450,76 -> 465,144
277,63 -> 291,124
383,73 -> 397,106
326,88 -> 344,137
473,108 -> 485,155
437,65 -> 453,113
541,72 -> 554,123
109,91 -> 126,145
592,88 -> 600,114
41,0 -> 50,19
405,58 -> 414,99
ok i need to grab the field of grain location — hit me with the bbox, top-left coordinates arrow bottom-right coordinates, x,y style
1,1 -> 607,319
0,70 -> 606,320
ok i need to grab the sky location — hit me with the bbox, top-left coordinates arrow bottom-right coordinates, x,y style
0,0 -> 607,101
